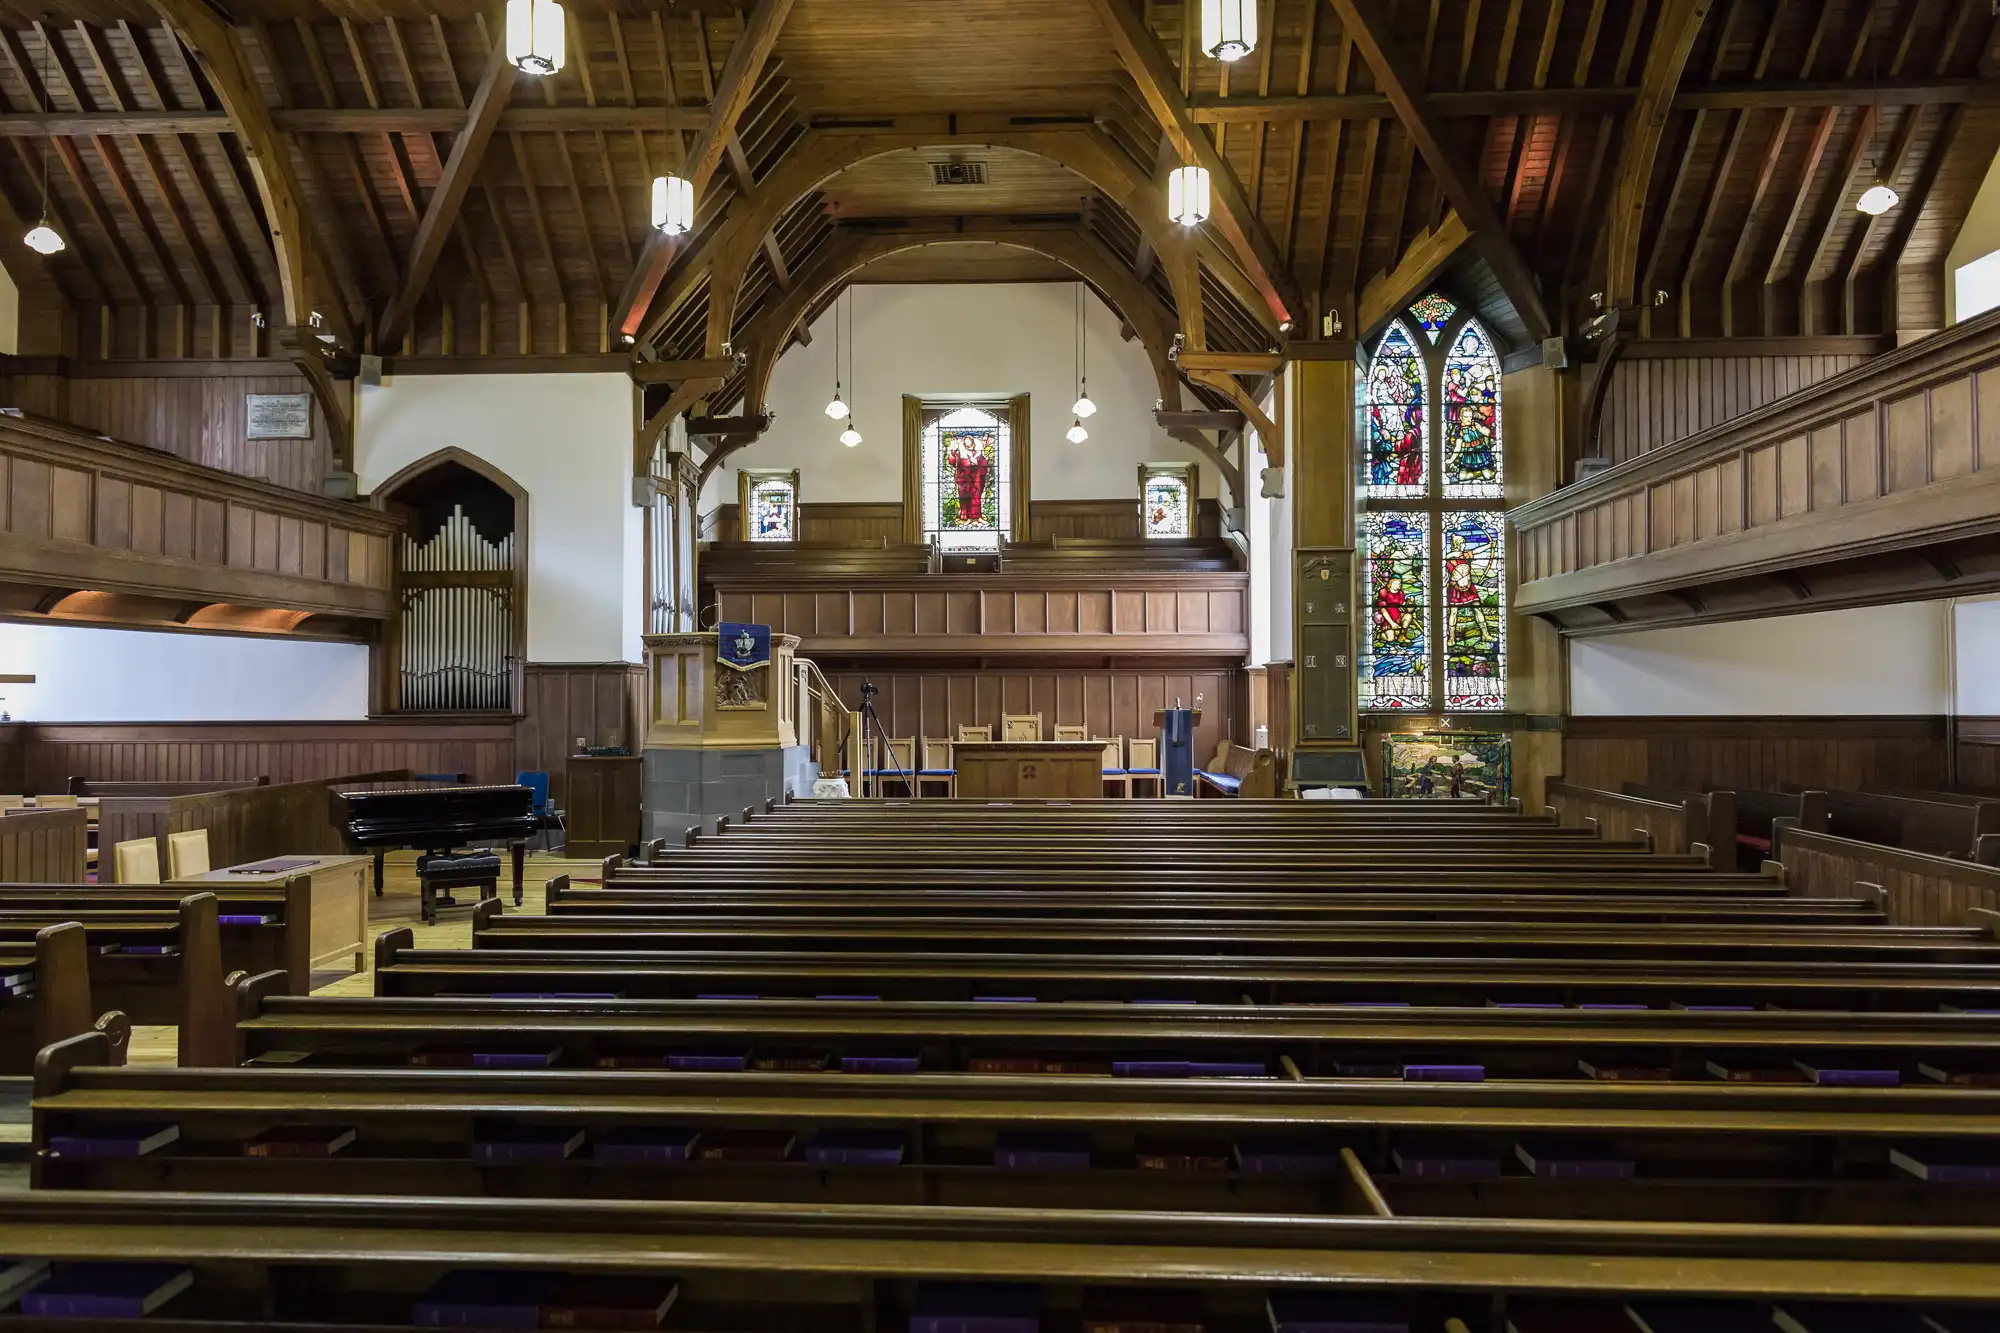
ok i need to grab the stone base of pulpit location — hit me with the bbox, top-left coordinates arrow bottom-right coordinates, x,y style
639,630 -> 813,842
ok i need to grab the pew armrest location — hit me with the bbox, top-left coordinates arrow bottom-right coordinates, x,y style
34,1025 -> 116,1099
234,969 -> 289,1024
373,925 -> 415,977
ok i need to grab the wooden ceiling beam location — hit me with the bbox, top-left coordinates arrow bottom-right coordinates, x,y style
147,0 -> 350,473
0,27 -> 127,307
377,40 -> 517,354
1087,0 -> 1301,331
1601,0 -> 1712,310
1360,209 -> 1472,334
615,0 -> 798,344
1326,0 -> 1551,343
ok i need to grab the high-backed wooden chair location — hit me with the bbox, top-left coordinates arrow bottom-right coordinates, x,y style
1001,713 -> 1043,742
1099,737 -> 1129,798
167,828 -> 211,879
1054,725 -> 1089,742
0,796 -> 24,812
865,738 -> 917,798
917,738 -> 956,798
1126,737 -> 1162,798
113,837 -> 161,884
33,794 -> 78,809
956,725 -> 992,743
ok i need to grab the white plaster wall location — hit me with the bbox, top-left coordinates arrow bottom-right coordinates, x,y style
0,256 -> 18,355
1248,380 -> 1274,666
356,373 -> 643,663
704,282 -> 1215,510
1258,373 -> 1293,663
1954,595 -> 2000,716
1569,603 -> 1951,716
0,623 -> 368,721
1948,147 -> 2000,325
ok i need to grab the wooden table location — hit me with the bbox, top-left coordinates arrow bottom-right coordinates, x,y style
951,741 -> 1106,799
174,854 -> 371,974
563,755 -> 642,859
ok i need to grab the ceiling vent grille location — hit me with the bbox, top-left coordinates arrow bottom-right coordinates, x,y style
931,161 -> 988,186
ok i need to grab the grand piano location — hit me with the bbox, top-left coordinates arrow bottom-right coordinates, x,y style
337,784 -> 543,904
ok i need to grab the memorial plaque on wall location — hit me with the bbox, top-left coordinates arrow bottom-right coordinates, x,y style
1295,550 -> 1356,744
246,393 -> 313,439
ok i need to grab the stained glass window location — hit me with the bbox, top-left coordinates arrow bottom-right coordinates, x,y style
1364,322 -> 1427,498
1442,322 -> 1503,500
921,405 -> 1012,550
1140,465 -> 1193,539
1410,293 -> 1457,342
1441,512 -> 1506,711
1358,294 -> 1508,717
746,475 -> 796,542
1360,510 -> 1431,711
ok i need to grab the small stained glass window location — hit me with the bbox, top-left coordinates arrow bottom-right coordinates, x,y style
1441,512 -> 1506,711
922,405 -> 1012,550
1364,322 -> 1427,498
1442,321 -> 1503,500
1409,292 -> 1457,342
1139,464 -> 1195,539
738,469 -> 799,544
1360,510 -> 1431,711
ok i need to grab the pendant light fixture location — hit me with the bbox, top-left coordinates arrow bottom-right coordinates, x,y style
1168,165 -> 1211,227
1854,6 -> 1899,217
1201,0 -> 1257,61
825,288 -> 850,419
1070,283 -> 1096,420
651,173 -> 693,235
505,0 -> 566,75
837,292 -> 862,447
22,27 -> 61,256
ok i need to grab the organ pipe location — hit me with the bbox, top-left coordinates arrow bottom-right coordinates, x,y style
397,504 -> 515,712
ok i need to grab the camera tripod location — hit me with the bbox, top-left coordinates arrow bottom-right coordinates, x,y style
857,682 -> 913,797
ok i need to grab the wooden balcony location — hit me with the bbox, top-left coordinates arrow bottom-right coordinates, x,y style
0,411 -> 399,636
1510,309 -> 2000,634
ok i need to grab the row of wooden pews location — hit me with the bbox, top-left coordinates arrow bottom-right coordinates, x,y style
11,796 -> 2000,1328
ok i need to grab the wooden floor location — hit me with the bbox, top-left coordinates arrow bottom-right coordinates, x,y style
124,850 -> 600,1066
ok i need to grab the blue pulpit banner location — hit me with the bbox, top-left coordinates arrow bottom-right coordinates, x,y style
718,622 -> 772,672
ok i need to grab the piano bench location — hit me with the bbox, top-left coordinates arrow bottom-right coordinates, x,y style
416,852 -> 503,927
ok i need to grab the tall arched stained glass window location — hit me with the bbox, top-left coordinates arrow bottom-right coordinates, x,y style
1358,294 -> 1508,714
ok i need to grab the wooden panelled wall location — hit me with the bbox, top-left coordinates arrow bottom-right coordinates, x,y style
0,664 -> 642,804
708,499 -> 1225,545
1561,717 -> 1951,794
3,366 -> 347,497
826,668 -> 1242,765
1598,348 -> 1879,465
1956,719 -> 2000,791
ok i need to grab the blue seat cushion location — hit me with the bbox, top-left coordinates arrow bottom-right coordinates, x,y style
1126,767 -> 1161,775
1102,769 -> 1128,776
1197,771 -> 1242,791
918,769 -> 957,776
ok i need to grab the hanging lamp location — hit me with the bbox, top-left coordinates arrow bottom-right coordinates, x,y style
1066,420 -> 1089,444
1853,6 -> 1898,217
651,174 -> 694,235
22,28 -> 61,255
1168,165 -> 1211,227
1071,283 -> 1096,419
838,293 -> 862,447
1201,0 -> 1257,61
505,0 -> 566,75
825,289 -> 850,419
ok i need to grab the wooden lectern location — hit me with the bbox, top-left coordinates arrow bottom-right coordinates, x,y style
1154,708 -> 1202,798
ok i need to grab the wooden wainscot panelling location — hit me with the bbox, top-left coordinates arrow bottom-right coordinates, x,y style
1512,311 -> 2000,633
1561,716 -> 1950,795
1599,341 -> 1886,465
714,572 -> 1250,658
0,412 -> 398,625
1779,827 -> 2000,928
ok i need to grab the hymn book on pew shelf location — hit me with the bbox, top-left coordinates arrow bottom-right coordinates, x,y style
19,1263 -> 191,1319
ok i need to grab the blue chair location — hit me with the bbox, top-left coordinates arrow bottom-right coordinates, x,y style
516,770 -> 563,856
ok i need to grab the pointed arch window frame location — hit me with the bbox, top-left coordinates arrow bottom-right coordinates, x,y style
1357,297 -> 1508,716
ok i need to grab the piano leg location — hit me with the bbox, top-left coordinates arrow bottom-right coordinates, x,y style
373,852 -> 385,898
510,841 -> 526,906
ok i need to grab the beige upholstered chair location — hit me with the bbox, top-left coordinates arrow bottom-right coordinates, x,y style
917,738 -> 956,798
1053,725 -> 1089,742
867,737 -> 917,797
113,837 -> 162,884
167,828 -> 212,879
956,725 -> 993,743
1099,736 -> 1129,798
33,794 -> 78,809
1126,737 -> 1163,798
0,796 -> 24,812
1001,713 -> 1043,742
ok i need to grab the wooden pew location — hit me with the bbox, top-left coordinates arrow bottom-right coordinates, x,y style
0,923 -> 130,1070
546,877 -> 1882,925
67,778 -> 268,798
369,930 -> 2000,1010
1781,825 -> 2000,928
1195,740 -> 1279,798
0,878 -> 314,996
0,807 -> 88,883
1547,782 -> 1721,866
1618,783 -> 1737,872
1786,784 -> 2000,860
467,907 -> 2000,964
0,1186 -> 1992,1318
1726,787 -> 1831,868
36,1030 -> 2000,1227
